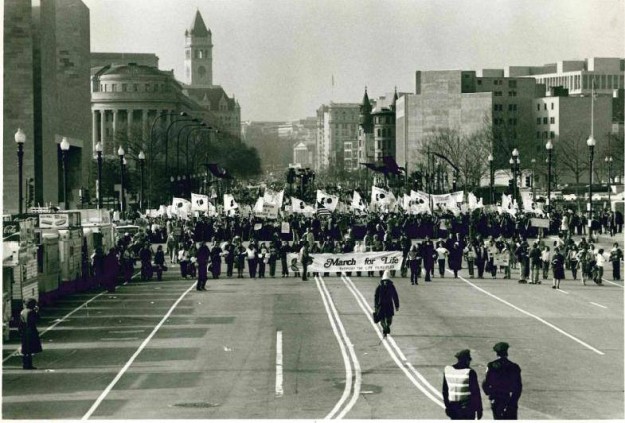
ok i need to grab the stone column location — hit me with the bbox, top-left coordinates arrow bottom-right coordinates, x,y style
142,109 -> 148,143
100,110 -> 107,151
127,109 -> 133,141
113,109 -> 119,147
92,110 -> 98,149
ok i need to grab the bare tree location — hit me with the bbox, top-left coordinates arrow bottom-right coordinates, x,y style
554,130 -> 589,188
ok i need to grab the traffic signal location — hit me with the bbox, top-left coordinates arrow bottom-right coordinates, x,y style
525,176 -> 531,187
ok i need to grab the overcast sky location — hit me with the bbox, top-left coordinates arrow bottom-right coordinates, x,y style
82,0 -> 624,122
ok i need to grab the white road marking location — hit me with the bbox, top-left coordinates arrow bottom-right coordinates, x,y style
602,278 -> 624,288
590,302 -> 608,309
109,330 -> 145,334
315,276 -> 361,419
81,281 -> 197,420
275,331 -> 284,398
99,337 -> 139,341
556,289 -> 569,294
449,270 -> 605,356
341,275 -> 445,408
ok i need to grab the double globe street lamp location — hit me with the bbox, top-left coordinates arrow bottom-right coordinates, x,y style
487,153 -> 494,205
509,148 -> 520,202
605,155 -> 613,204
138,150 -> 146,212
587,135 -> 596,241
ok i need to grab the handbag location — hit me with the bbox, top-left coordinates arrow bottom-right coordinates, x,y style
372,308 -> 381,323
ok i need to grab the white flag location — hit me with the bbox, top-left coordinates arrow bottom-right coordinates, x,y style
291,197 -> 315,214
191,193 -> 209,212
351,191 -> 368,212
468,192 -> 484,210
224,194 -> 239,214
316,190 -> 339,212
371,186 -> 396,209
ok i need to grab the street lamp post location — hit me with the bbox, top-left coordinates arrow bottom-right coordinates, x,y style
15,128 -> 26,214
546,140 -> 553,211
118,146 -> 125,215
488,153 -> 494,204
531,158 -> 536,199
138,150 -> 145,212
605,156 -> 613,205
511,148 -> 519,202
95,141 -> 103,209
60,137 -> 71,209
587,136 -> 596,240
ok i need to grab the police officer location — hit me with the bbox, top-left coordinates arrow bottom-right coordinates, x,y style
482,342 -> 522,420
443,349 -> 483,420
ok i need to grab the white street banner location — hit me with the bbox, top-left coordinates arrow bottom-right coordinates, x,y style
316,190 -> 339,212
291,197 -> 315,215
451,191 -> 464,204
287,251 -> 402,273
191,193 -> 209,212
531,218 -> 550,228
351,191 -> 368,212
263,189 -> 284,207
281,221 -> 291,234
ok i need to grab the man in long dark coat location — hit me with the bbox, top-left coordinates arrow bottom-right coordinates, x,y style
210,241 -> 223,279
19,298 -> 42,370
421,237 -> 436,281
196,242 -> 210,290
374,270 -> 400,337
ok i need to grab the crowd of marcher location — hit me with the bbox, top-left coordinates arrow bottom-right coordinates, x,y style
84,207 -> 623,292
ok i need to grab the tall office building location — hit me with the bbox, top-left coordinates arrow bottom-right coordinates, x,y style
396,70 -> 542,173
315,103 -> 360,172
3,0 -> 91,212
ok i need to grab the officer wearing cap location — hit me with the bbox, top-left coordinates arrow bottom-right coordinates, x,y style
442,349 -> 483,420
482,342 -> 522,420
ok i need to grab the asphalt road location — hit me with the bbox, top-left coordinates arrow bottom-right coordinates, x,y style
2,249 -> 623,419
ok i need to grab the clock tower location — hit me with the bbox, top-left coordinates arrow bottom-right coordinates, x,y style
184,10 -> 213,87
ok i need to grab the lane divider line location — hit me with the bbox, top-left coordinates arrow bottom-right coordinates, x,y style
275,330 -> 284,397
447,269 -> 605,356
340,275 -> 445,408
590,302 -> 608,309
602,278 -> 624,288
318,276 -> 361,419
314,276 -> 353,419
556,289 -> 569,294
81,280 -> 197,420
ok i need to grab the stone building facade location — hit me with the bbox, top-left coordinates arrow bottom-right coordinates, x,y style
315,103 -> 360,172
3,0 -> 91,212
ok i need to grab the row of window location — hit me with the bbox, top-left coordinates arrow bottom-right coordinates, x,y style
493,91 -> 518,97
376,128 -> 394,137
537,74 -> 624,91
185,49 -> 210,60
99,83 -> 168,93
536,117 -> 556,125
493,104 -> 518,112
374,116 -> 394,124
489,79 -> 517,88
493,118 -> 518,126
537,131 -> 555,139
537,102 -> 556,111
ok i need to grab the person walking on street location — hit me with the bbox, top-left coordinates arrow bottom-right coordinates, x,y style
407,245 -> 420,285
551,247 -> 565,290
154,245 -> 166,281
19,298 -> 43,370
374,270 -> 400,337
280,241 -> 291,277
609,242 -> 623,281
482,342 -> 523,420
299,242 -> 310,281
529,243 -> 542,284
442,349 -> 483,420
196,242 -> 210,290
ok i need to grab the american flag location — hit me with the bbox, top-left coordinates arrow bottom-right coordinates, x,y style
316,200 -> 331,217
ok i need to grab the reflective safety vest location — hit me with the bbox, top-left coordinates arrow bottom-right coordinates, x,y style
444,366 -> 471,402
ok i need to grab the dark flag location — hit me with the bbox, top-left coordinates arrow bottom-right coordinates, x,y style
360,162 -> 388,173
382,156 -> 405,175
206,163 -> 233,179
